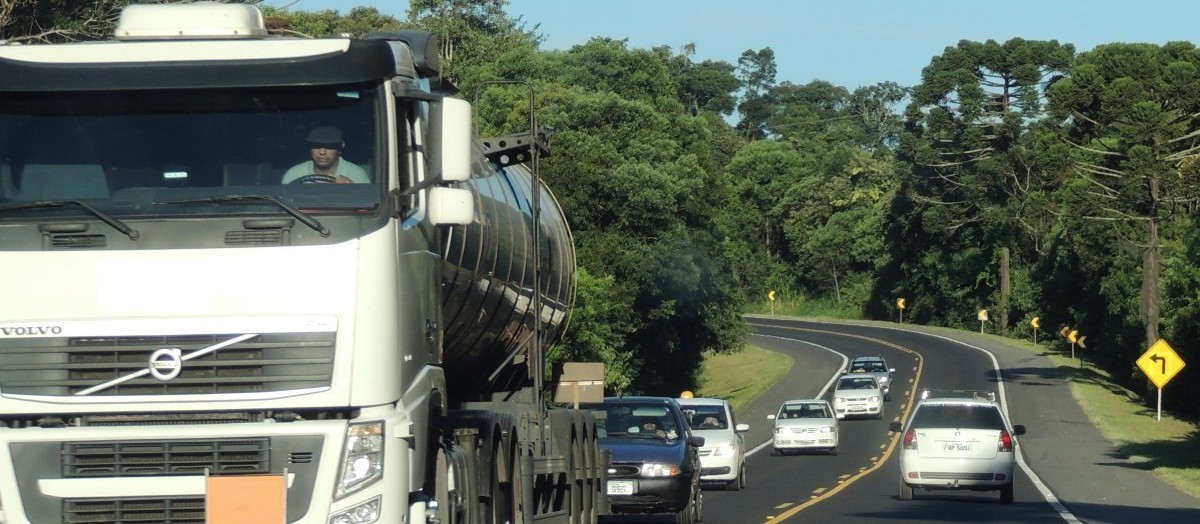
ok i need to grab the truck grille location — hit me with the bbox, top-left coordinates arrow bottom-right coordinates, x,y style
0,332 -> 335,396
11,435 -> 323,524
64,438 -> 270,477
64,497 -> 204,524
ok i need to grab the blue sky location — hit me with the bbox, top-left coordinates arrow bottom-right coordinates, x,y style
268,0 -> 1200,90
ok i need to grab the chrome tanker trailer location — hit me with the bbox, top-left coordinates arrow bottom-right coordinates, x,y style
0,4 -> 604,524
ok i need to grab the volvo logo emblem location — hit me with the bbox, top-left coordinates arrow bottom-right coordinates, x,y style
148,348 -> 184,381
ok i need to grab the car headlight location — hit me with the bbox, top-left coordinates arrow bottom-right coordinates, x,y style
335,421 -> 385,499
819,426 -> 835,433
641,463 -> 682,477
834,397 -> 845,403
870,396 -> 880,402
711,443 -> 736,457
878,376 -> 888,383
774,427 -> 787,435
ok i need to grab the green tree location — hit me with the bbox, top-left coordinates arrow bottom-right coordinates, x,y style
895,38 -> 1074,329
656,44 -> 740,116
407,0 -> 537,86
1047,41 -> 1200,359
735,47 -> 778,140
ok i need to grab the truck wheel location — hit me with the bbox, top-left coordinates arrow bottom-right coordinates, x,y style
433,447 -> 459,524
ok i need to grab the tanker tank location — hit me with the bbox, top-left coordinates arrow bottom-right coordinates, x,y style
439,143 -> 576,402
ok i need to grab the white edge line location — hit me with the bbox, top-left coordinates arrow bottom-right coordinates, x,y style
750,317 -> 1082,523
745,335 -> 847,458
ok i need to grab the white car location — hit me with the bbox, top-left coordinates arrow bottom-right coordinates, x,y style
892,391 -> 1027,503
831,374 -> 884,419
846,355 -> 896,401
676,396 -> 749,490
768,399 -> 838,455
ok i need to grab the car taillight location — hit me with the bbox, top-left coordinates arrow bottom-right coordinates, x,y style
903,428 -> 917,450
998,429 -> 1013,452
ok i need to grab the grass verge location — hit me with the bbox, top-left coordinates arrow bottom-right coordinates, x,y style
695,345 -> 792,413
1043,352 -> 1200,497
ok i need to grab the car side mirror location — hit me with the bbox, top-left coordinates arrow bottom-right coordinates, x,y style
735,423 -> 750,432
1012,424 -> 1026,436
888,421 -> 903,432
766,414 -> 776,420
688,436 -> 705,448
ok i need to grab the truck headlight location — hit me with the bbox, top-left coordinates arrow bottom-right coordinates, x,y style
329,496 -> 381,524
335,421 -> 384,499
641,463 -> 681,477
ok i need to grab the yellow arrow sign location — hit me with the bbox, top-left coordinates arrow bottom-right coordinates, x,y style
1137,339 -> 1186,389
768,290 -> 776,301
1077,335 -> 1087,349
1068,330 -> 1078,344
1060,326 -> 1070,338
1031,316 -> 1040,329
977,309 -> 988,321
897,298 -> 906,309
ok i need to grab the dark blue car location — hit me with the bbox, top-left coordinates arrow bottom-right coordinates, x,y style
589,396 -> 705,524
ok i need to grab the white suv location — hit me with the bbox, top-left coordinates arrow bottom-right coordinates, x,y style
891,391 -> 1026,503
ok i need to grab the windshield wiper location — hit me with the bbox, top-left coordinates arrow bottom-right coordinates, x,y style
154,195 -> 329,237
0,200 -> 139,240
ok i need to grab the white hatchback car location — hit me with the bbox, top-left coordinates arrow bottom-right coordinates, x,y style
768,399 -> 838,455
676,397 -> 749,490
891,391 -> 1027,503
831,374 -> 883,419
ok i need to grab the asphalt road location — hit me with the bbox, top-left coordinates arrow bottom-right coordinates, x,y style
603,317 -> 1200,524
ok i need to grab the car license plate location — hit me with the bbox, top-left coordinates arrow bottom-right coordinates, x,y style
943,442 -> 973,452
607,480 -> 634,495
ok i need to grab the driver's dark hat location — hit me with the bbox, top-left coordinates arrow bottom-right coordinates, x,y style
305,126 -> 344,149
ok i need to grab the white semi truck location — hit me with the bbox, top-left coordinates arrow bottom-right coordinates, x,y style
0,4 -> 605,524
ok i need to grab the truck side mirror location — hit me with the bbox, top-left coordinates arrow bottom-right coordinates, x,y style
428,187 -> 474,225
429,97 -> 472,182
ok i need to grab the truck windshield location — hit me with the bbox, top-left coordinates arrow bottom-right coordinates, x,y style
0,83 -> 384,217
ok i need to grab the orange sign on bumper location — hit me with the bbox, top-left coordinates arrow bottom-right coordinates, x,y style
206,474 -> 286,524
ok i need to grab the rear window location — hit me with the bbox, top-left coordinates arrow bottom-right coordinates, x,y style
910,404 -> 1006,430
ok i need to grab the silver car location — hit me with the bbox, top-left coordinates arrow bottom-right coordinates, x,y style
676,397 -> 749,490
768,399 -> 838,455
831,374 -> 884,419
891,391 -> 1027,503
845,355 -> 896,401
